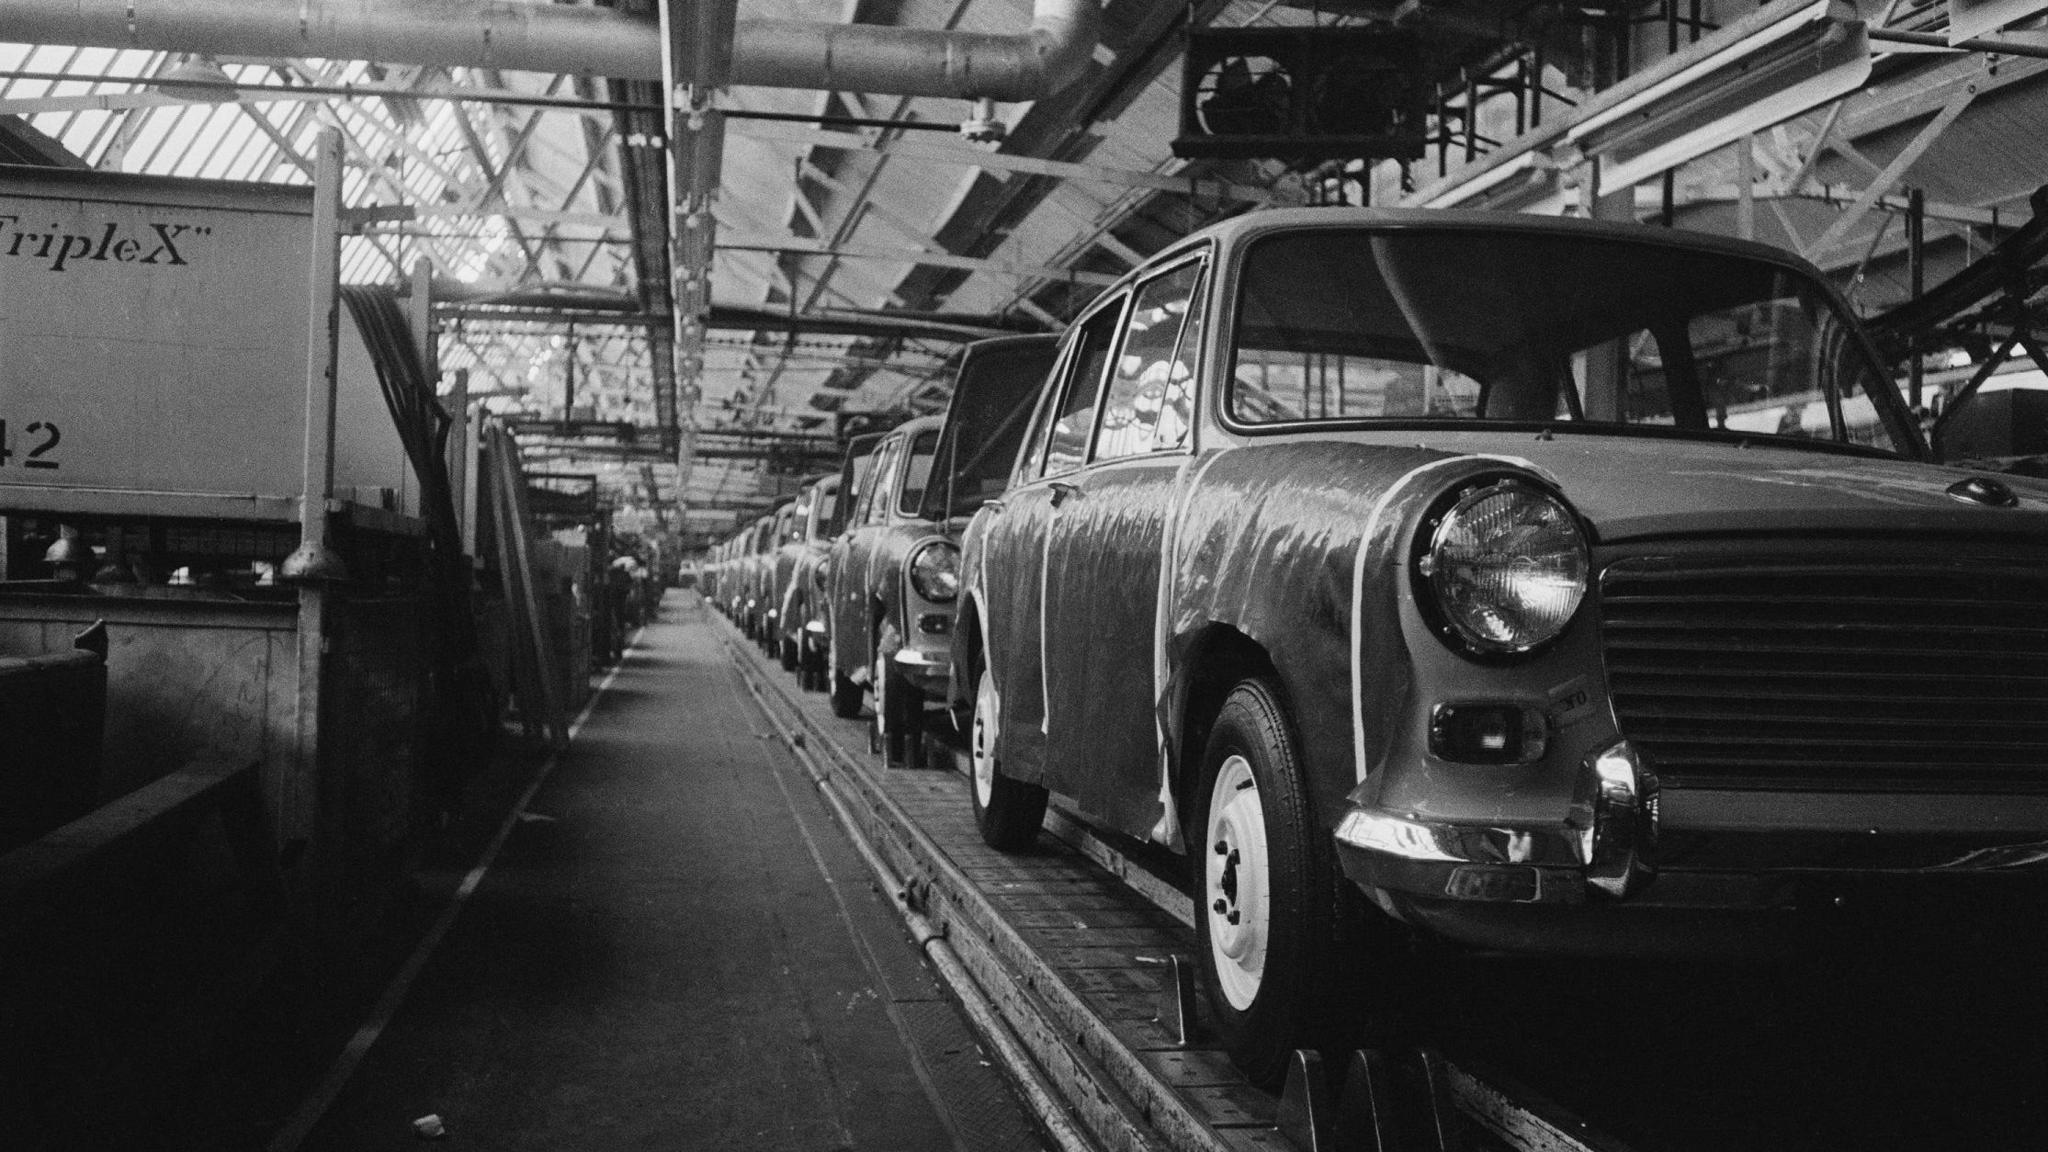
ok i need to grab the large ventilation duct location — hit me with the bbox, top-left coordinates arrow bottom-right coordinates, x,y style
0,0 -> 1100,102
732,3 -> 1095,103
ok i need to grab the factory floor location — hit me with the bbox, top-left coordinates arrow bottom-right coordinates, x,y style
283,590 -> 1042,1152
1,591 -> 1043,1152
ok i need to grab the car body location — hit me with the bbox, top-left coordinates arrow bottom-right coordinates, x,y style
823,338 -> 1063,759
775,474 -> 842,687
709,536 -> 737,615
736,512 -> 777,636
756,498 -> 806,656
951,206 -> 2048,1084
824,416 -> 950,756
714,533 -> 737,616
817,432 -> 885,703
695,546 -> 718,607
719,525 -> 744,620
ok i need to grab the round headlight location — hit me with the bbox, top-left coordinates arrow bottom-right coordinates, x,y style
1416,478 -> 1587,656
909,540 -> 961,603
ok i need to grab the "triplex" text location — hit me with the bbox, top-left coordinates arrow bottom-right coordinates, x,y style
0,215 -> 209,272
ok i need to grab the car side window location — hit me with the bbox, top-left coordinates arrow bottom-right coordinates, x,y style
1037,299 -> 1126,477
810,483 -> 839,539
897,430 -> 941,516
846,444 -> 883,529
863,437 -> 903,526
1093,260 -> 1206,462
840,451 -> 877,533
1013,341 -> 1077,485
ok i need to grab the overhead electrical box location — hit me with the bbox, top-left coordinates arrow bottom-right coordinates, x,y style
1173,26 -> 1428,162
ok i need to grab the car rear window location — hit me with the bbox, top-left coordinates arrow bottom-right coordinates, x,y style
1227,228 -> 1908,453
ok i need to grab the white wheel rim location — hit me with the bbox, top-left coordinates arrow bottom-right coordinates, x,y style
1205,754 -> 1269,1012
972,670 -> 1000,809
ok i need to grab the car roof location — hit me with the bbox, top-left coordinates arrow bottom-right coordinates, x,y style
889,414 -> 944,438
1140,206 -> 1828,284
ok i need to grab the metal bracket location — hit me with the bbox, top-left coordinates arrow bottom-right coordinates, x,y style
1154,954 -> 1201,1046
1270,1048 -> 1472,1152
1278,1049 -> 1334,1151
1418,1049 -> 1473,1152
1334,1050 -> 1402,1152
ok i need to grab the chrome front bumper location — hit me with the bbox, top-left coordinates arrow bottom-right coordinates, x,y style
1336,737 -> 2048,945
1334,740 -> 1657,907
891,646 -> 952,694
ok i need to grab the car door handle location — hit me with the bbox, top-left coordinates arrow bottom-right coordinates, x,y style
1048,481 -> 1078,508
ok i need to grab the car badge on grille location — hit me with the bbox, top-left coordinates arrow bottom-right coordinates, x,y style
1946,476 -> 2019,508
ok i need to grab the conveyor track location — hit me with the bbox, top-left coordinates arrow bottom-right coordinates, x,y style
719,617 -> 1632,1152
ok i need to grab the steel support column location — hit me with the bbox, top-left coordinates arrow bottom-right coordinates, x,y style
283,127 -> 346,842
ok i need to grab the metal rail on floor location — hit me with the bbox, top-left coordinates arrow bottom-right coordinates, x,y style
720,616 -> 1633,1152
731,636 -> 1101,1152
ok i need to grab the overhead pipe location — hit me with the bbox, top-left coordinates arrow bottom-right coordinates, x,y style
731,0 -> 1097,102
0,0 -> 1100,101
0,0 -> 657,80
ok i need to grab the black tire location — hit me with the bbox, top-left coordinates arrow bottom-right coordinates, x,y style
900,688 -> 928,771
829,668 -> 863,719
1191,677 -> 1374,1088
876,658 -> 922,766
968,659 -> 1045,850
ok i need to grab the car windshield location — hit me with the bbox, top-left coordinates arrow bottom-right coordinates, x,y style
921,340 -> 1061,518
1228,228 -> 1910,454
897,430 -> 941,516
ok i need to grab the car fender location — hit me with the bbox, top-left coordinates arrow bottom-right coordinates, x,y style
1163,440 -> 1532,827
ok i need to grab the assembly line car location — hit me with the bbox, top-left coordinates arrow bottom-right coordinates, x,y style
949,206 -> 2048,1085
818,432 -> 884,703
825,415 -> 949,763
738,510 -> 778,641
775,474 -> 841,689
823,336 -> 1062,764
757,498 -> 805,658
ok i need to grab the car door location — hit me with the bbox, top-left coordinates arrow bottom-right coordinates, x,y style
1020,294 -> 1127,802
826,433 -> 885,679
835,430 -> 904,681
769,501 -> 801,631
1043,259 -> 1209,836
976,328 -> 1099,788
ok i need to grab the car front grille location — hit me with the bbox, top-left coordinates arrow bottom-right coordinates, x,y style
1599,550 -> 2048,790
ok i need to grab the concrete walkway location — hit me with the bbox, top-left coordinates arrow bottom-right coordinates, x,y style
293,592 -> 1043,1151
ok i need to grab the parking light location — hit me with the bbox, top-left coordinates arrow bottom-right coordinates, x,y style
1430,702 -> 1548,765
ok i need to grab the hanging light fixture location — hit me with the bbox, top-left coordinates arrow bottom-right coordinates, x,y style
151,55 -> 239,104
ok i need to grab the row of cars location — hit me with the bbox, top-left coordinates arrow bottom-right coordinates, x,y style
709,206 -> 2048,1086
699,335 -> 1061,766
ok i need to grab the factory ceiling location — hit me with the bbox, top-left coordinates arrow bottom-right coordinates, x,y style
2,0 -> 2047,548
